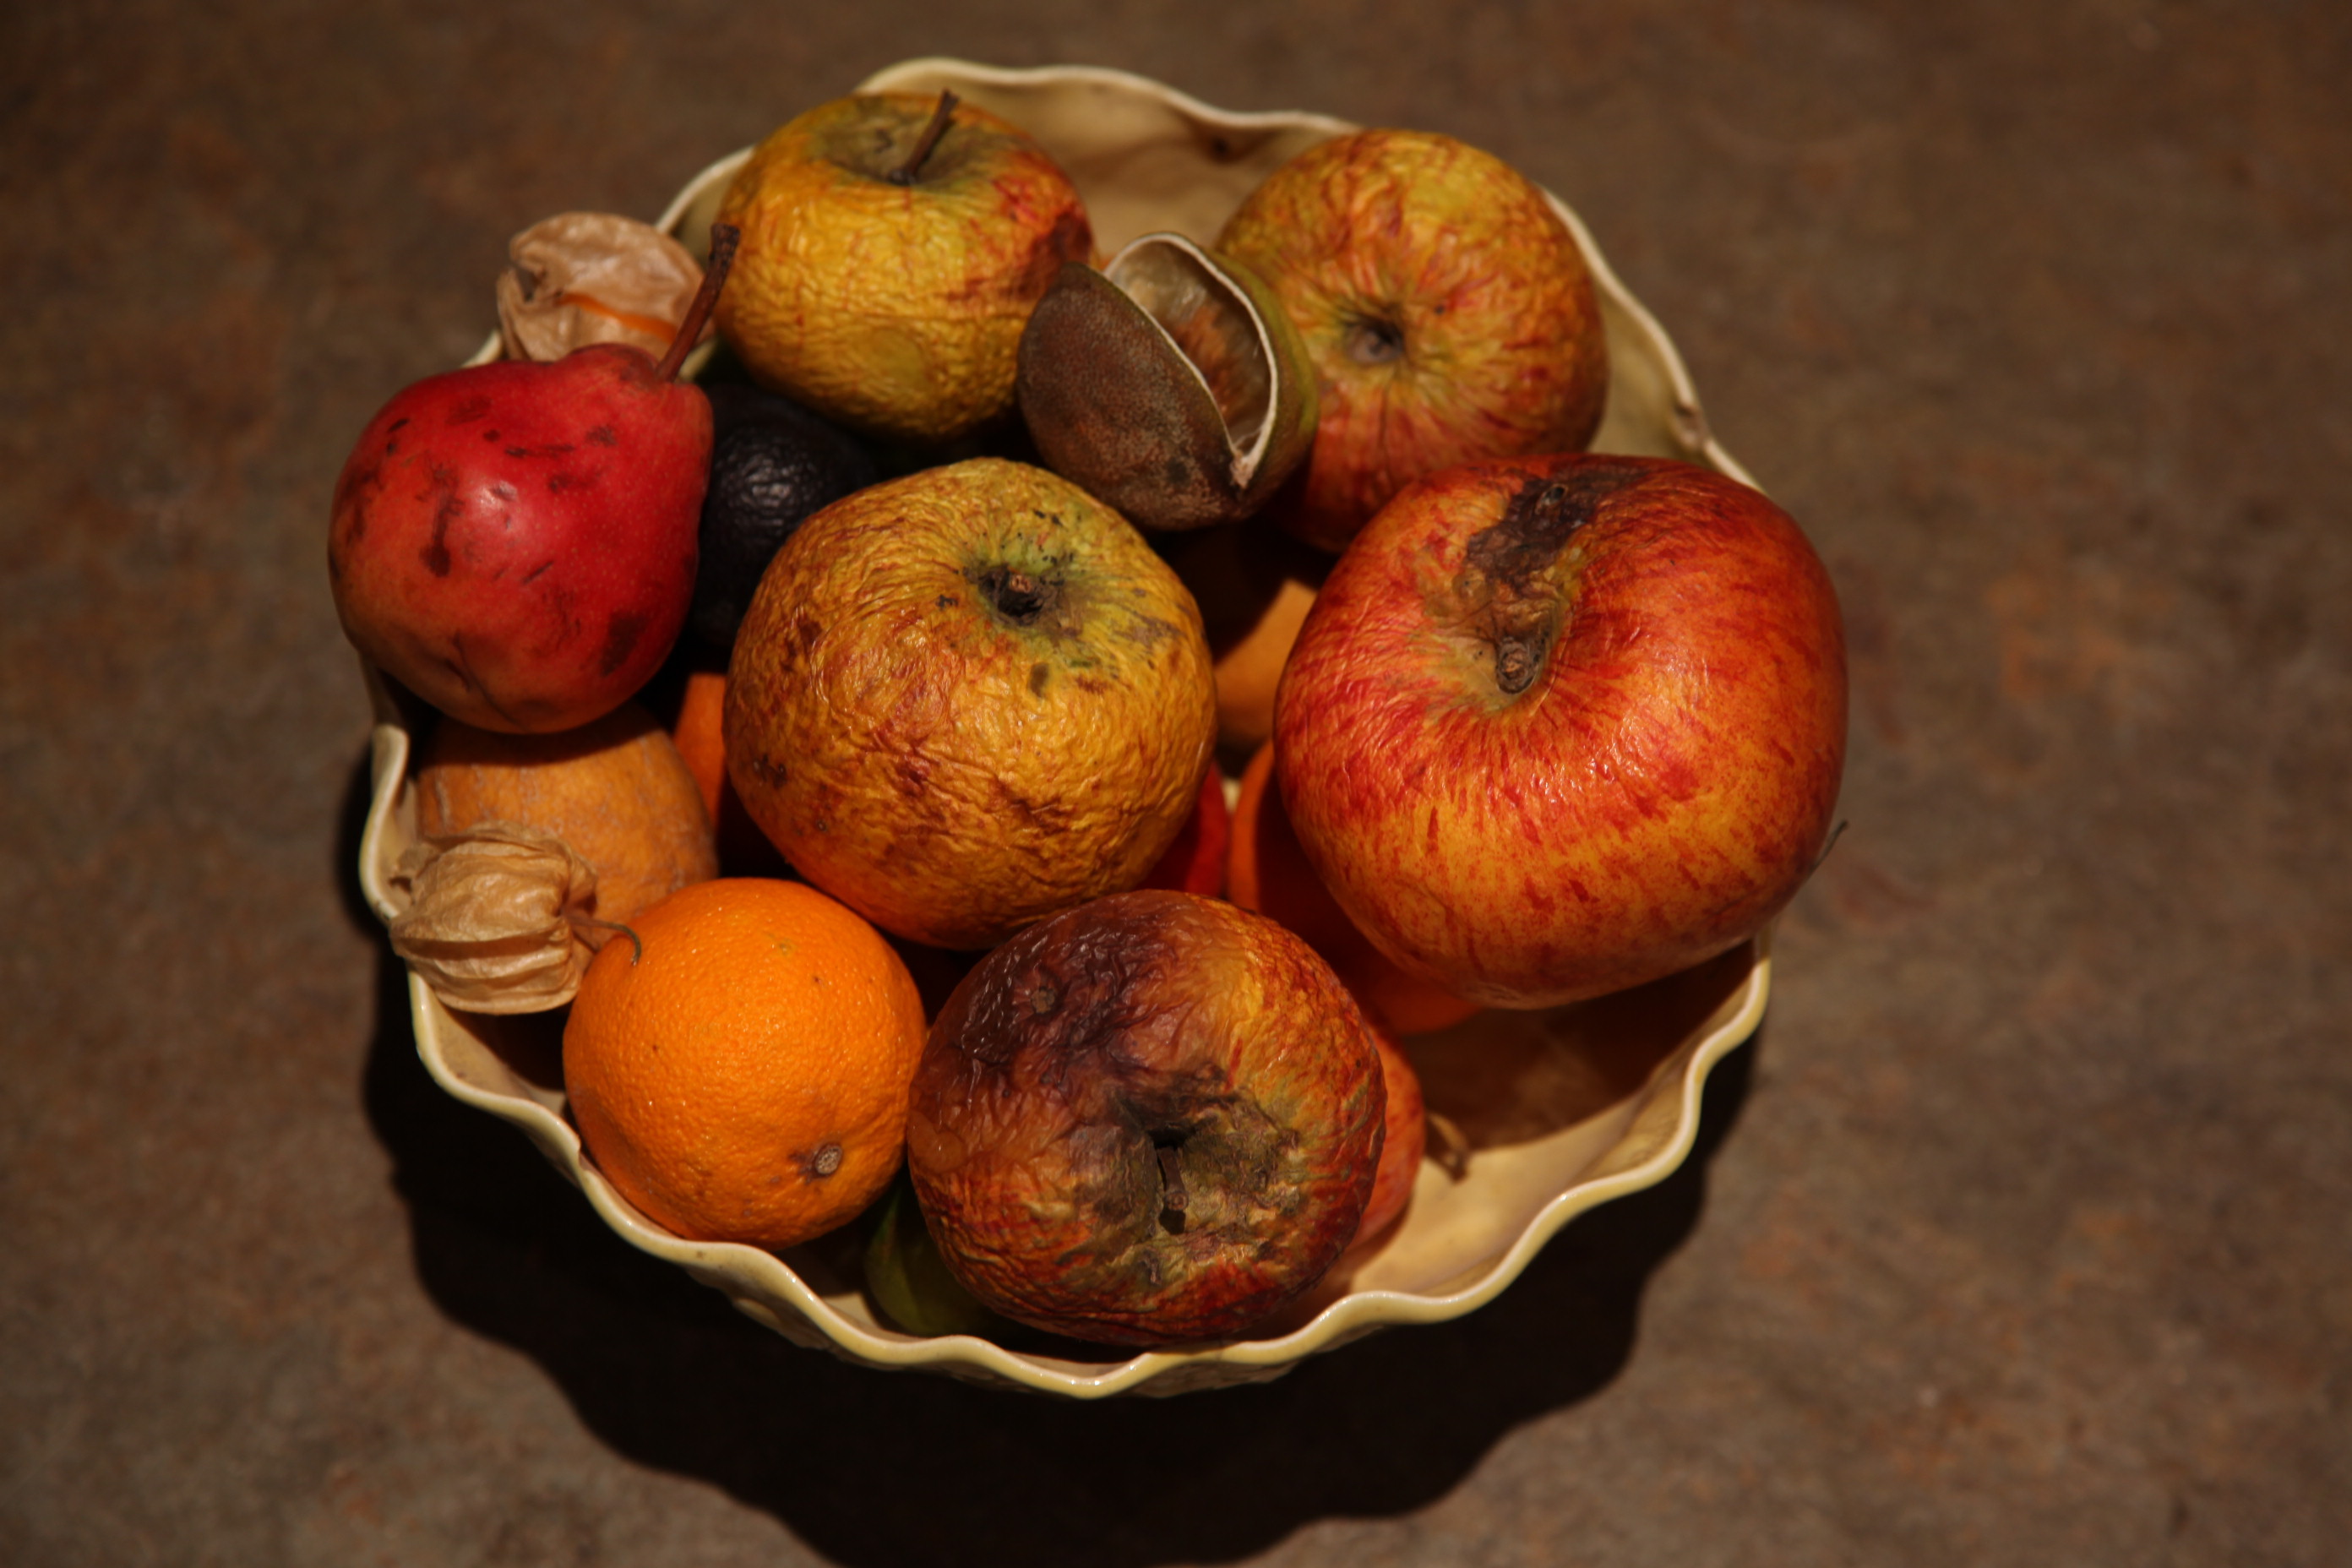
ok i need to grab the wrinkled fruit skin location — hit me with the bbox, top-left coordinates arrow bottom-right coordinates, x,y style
715,93 -> 1094,446
329,346 -> 706,732
724,459 -> 1217,950
908,890 -> 1385,1347
1357,1026 -> 1426,1244
1219,129 -> 1609,553
1275,455 -> 1847,1008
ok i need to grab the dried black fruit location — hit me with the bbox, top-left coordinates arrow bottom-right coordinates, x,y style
690,385 -> 878,648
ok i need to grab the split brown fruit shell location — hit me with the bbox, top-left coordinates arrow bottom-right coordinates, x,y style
1015,233 -> 1318,532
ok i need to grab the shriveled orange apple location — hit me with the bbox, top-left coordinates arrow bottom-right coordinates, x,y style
724,459 -> 1217,950
716,92 -> 1093,446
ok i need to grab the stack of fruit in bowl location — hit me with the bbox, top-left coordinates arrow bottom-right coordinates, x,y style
340,61 -> 1845,1391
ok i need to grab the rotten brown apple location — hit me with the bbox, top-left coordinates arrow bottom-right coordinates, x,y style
906,890 -> 1386,1347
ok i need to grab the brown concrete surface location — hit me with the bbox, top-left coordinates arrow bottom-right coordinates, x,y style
4,2 -> 2348,1563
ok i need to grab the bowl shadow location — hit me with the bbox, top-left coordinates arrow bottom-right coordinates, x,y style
340,746 -> 1761,1567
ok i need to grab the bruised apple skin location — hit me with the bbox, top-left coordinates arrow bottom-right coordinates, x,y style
907,890 -> 1386,1348
1274,455 -> 1847,1009
724,459 -> 1217,950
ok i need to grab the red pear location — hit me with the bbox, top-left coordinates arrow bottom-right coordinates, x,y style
329,228 -> 738,733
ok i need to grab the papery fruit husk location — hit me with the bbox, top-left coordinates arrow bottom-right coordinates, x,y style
1016,234 -> 1317,531
387,821 -> 600,1013
496,212 -> 708,363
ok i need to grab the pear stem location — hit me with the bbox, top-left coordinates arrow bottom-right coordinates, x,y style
890,90 -> 960,186
652,222 -> 739,383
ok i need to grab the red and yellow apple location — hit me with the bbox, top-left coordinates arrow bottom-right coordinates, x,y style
1228,740 -> 1479,1037
1273,455 -> 1847,1008
1217,129 -> 1609,552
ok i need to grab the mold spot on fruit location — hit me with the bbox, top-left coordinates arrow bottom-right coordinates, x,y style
588,424 -> 617,447
446,395 -> 492,424
1028,661 -> 1051,695
1466,468 -> 1641,594
805,1142 -> 844,1179
1461,467 -> 1647,695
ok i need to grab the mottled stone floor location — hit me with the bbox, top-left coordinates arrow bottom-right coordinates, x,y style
4,3 -> 2347,1564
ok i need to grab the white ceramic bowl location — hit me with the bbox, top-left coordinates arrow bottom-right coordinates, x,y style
357,58 -> 1769,1398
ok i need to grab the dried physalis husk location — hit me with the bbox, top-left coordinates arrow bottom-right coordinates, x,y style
388,822 -> 602,1014
496,212 -> 707,362
1015,233 -> 1319,531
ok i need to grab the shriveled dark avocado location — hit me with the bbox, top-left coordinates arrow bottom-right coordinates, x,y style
690,384 -> 876,648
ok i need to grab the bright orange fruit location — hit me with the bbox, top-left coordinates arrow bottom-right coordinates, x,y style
562,878 -> 927,1250
667,667 -> 791,877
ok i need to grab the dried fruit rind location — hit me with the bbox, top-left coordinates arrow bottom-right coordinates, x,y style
496,212 -> 707,363
1017,233 -> 1318,531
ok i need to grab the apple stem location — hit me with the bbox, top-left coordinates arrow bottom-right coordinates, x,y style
1155,1143 -> 1189,1215
651,222 -> 740,383
890,90 -> 960,186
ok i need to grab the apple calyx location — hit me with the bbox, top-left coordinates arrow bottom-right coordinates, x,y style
972,563 -> 1067,631
1462,468 -> 1641,695
1155,1141 -> 1190,1222
888,90 -> 960,186
651,221 -> 740,382
1342,313 -> 1406,366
